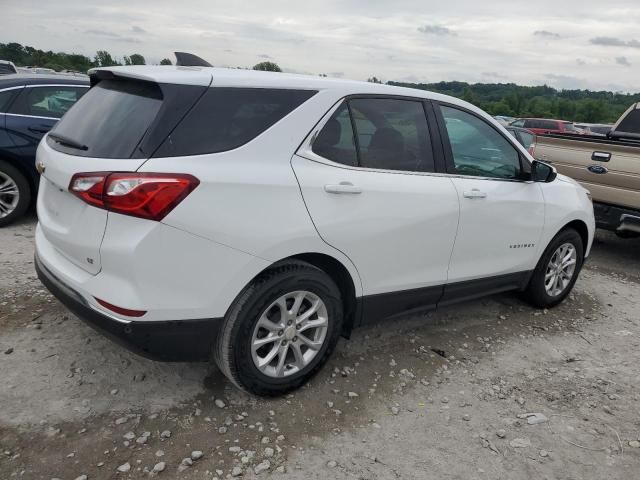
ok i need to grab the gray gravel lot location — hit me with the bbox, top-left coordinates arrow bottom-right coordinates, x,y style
1,216 -> 639,479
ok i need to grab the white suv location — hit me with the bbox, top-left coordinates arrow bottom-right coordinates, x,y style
35,65 -> 595,395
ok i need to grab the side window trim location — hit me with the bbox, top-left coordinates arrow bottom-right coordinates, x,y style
433,101 -> 531,182
300,94 -> 442,176
345,100 -> 362,167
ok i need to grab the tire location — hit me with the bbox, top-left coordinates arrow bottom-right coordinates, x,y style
523,228 -> 584,308
0,160 -> 31,228
214,261 -> 343,396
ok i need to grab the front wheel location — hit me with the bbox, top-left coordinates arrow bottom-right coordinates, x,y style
523,228 -> 584,308
214,261 -> 343,396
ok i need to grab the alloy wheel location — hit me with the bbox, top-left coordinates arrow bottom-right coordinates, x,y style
544,242 -> 577,297
0,172 -> 19,219
251,291 -> 329,378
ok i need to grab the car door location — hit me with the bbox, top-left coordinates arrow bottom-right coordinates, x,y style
5,84 -> 88,157
434,103 -> 545,300
293,97 -> 460,322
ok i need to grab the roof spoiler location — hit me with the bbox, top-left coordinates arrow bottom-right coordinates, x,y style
174,52 -> 213,67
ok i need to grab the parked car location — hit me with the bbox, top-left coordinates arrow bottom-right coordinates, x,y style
0,74 -> 88,225
574,123 -> 613,136
510,118 -> 580,135
530,104 -> 640,237
35,65 -> 595,396
0,60 -> 17,75
494,115 -> 515,126
505,126 -> 536,151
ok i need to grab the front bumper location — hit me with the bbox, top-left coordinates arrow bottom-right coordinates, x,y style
35,253 -> 221,362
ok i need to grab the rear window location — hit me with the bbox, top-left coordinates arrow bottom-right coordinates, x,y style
153,88 -> 316,157
616,108 -> 640,135
563,122 -> 578,132
48,79 -> 163,158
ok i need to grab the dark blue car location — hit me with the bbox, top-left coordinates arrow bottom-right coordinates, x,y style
0,74 -> 88,226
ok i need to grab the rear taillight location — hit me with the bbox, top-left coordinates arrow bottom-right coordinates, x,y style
527,139 -> 537,158
69,173 -> 199,221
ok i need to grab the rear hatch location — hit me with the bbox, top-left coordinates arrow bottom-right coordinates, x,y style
37,70 -> 210,274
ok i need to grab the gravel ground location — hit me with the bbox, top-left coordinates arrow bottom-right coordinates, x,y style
1,215 -> 639,479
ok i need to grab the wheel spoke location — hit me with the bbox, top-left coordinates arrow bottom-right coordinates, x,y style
297,334 -> 323,351
290,292 -> 306,316
253,335 -> 279,349
257,344 -> 280,369
256,316 -> 281,332
290,342 -> 305,369
274,345 -> 288,376
296,298 -> 320,323
298,317 -> 328,334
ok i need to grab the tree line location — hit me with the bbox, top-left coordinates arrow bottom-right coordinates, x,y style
388,81 -> 640,124
2,42 -> 638,123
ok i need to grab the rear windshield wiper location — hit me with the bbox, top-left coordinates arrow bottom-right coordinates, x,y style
48,133 -> 89,151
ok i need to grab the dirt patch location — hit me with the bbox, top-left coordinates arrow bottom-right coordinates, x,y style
1,224 -> 639,479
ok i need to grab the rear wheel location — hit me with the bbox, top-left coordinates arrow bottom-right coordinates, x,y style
523,228 -> 584,308
214,261 -> 343,396
0,160 -> 31,227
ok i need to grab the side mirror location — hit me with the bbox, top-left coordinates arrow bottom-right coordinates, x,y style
531,160 -> 557,183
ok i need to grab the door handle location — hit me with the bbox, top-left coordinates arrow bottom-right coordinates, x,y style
591,151 -> 611,162
463,189 -> 487,199
324,182 -> 362,194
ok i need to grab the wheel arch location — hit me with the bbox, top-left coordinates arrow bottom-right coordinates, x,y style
561,219 -> 589,253
261,252 -> 360,338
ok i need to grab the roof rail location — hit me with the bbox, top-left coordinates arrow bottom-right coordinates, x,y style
174,52 -> 212,67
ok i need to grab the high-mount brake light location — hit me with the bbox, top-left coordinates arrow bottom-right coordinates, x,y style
69,173 -> 199,221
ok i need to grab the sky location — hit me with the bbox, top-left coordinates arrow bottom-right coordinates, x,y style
4,0 -> 640,92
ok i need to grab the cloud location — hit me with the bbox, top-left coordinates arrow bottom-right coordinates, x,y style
590,37 -> 640,48
544,73 -> 588,89
85,29 -> 120,38
131,25 -> 146,34
417,25 -> 456,36
576,58 -> 586,66
616,56 -> 631,67
257,54 -> 273,59
534,30 -> 560,38
482,71 -> 508,79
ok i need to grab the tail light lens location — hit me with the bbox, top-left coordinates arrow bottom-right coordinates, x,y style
69,172 -> 199,221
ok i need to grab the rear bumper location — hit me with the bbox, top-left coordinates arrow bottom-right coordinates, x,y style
594,202 -> 640,234
35,252 -> 221,362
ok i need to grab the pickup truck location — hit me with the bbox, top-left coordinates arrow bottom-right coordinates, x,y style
531,103 -> 640,237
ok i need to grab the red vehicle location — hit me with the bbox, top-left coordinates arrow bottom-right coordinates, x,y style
510,118 -> 580,135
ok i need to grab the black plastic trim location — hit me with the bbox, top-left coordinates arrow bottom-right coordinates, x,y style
356,270 -> 532,326
35,253 -> 220,362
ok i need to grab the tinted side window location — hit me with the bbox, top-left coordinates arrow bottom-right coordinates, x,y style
0,89 -> 19,112
312,102 -> 357,166
440,105 -> 522,180
349,98 -> 434,172
11,86 -> 86,118
155,88 -> 316,157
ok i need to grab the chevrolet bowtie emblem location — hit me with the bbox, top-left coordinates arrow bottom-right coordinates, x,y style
36,161 -> 46,174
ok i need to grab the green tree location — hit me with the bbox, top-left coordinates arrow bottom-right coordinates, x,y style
94,50 -> 120,67
252,61 -> 282,72
367,76 -> 382,84
160,58 -> 172,65
124,53 -> 145,65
